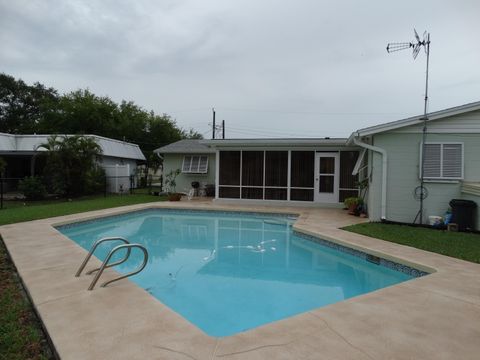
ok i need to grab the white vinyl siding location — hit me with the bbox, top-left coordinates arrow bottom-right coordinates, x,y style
421,143 -> 463,180
182,155 -> 209,174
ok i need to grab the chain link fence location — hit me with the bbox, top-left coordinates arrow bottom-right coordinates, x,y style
0,174 -> 164,209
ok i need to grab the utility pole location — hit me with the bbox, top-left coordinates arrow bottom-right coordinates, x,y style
212,107 -> 216,139
222,120 -> 225,139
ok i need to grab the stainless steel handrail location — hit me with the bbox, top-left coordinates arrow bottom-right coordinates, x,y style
75,237 -> 131,277
88,244 -> 148,291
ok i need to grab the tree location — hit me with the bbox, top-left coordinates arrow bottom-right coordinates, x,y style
39,89 -> 118,135
1,73 -> 203,172
0,73 -> 59,133
41,135 -> 104,196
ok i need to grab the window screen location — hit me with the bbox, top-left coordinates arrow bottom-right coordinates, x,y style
265,151 -> 288,187
219,151 -> 240,185
242,151 -> 264,186
290,151 -> 314,188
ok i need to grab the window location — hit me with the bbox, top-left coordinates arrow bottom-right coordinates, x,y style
182,155 -> 209,174
422,143 -> 463,180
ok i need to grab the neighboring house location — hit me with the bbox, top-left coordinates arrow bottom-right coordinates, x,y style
156,101 -> 480,229
0,133 -> 146,193
154,139 -> 216,194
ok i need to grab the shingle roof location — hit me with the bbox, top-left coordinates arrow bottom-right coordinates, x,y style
202,138 -> 348,147
154,139 -> 215,154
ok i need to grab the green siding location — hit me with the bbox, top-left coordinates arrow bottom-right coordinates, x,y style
367,150 -> 383,221
163,153 -> 216,193
368,131 -> 480,229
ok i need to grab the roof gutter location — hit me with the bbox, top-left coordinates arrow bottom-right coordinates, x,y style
352,135 -> 387,220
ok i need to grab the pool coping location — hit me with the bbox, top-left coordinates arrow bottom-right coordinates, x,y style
2,200 -> 480,359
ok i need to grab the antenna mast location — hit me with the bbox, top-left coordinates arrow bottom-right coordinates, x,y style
387,29 -> 431,225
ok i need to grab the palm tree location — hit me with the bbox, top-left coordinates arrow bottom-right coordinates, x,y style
41,135 -> 103,196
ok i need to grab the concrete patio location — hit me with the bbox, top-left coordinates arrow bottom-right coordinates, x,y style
1,199 -> 480,359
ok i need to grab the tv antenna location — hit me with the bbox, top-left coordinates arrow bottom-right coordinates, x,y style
387,29 -> 431,225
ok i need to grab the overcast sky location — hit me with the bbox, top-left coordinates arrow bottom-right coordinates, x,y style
1,0 -> 479,138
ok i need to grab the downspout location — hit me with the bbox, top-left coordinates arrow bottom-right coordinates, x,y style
352,135 -> 388,220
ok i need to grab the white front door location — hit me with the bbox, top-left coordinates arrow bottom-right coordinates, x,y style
314,152 -> 339,203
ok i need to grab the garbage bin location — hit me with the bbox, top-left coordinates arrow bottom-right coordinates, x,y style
205,184 -> 215,197
449,199 -> 477,231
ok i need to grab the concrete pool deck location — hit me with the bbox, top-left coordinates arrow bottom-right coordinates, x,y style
1,200 -> 480,359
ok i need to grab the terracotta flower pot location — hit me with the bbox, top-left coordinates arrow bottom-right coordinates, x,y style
168,193 -> 182,201
348,204 -> 357,215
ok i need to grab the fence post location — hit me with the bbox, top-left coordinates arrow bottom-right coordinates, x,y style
0,178 -> 3,210
104,176 -> 107,198
130,175 -> 134,194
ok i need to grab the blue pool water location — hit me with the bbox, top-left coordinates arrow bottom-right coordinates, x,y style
58,209 -> 417,337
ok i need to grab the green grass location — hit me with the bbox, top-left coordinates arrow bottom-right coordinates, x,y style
0,193 -> 167,226
343,222 -> 480,264
0,239 -> 54,360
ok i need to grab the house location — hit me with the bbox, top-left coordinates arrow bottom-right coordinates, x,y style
155,101 -> 480,229
154,139 -> 216,194
348,100 -> 480,227
0,133 -> 146,193
201,138 -> 361,204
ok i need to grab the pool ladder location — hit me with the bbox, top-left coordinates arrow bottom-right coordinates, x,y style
75,237 -> 148,291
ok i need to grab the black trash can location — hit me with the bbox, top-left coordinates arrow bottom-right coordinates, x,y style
449,199 -> 477,231
205,184 -> 215,197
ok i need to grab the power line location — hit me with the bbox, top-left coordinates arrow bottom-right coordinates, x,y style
216,107 -> 417,116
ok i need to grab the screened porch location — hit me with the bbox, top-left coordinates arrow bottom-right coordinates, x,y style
217,149 -> 360,203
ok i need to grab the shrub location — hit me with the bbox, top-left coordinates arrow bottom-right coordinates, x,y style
84,166 -> 106,195
40,135 -> 102,197
0,156 -> 6,175
344,197 -> 363,208
18,176 -> 47,200
164,169 -> 181,194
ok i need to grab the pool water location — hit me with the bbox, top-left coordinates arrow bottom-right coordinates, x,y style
58,209 -> 415,337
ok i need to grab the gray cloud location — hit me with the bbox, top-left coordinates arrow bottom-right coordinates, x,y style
1,0 -> 479,138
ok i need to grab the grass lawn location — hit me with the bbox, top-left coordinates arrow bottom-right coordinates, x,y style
343,222 -> 480,264
0,239 -> 54,359
0,193 -> 167,226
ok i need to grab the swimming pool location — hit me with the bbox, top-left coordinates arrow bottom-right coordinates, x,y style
58,209 -> 426,337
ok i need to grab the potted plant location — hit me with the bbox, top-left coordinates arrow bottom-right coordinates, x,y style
164,169 -> 181,201
344,197 -> 363,215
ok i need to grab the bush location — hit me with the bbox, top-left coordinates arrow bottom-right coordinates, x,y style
0,156 -> 6,175
344,197 -> 363,207
84,166 -> 106,195
18,176 -> 47,200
